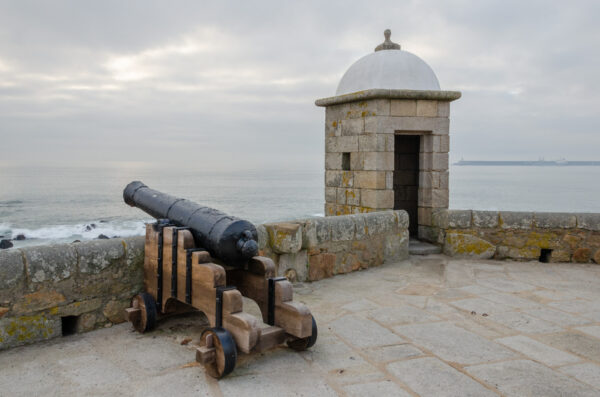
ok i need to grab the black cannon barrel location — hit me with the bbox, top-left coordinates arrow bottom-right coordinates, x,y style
123,181 -> 258,267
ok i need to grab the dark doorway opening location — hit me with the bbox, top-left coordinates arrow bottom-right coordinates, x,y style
61,316 -> 79,336
539,248 -> 552,263
394,135 -> 420,236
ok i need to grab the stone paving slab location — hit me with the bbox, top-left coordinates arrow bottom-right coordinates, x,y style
393,322 -> 517,365
560,363 -> 600,390
449,297 -> 513,314
549,299 -> 600,314
582,311 -> 600,322
465,359 -> 599,397
495,335 -> 581,367
367,305 -> 442,325
576,325 -> 600,339
538,332 -> 600,362
387,357 -> 498,396
522,306 -> 593,327
343,380 -> 412,397
329,314 -> 404,348
478,291 -> 541,309
1,256 -> 600,396
485,311 -> 565,334
476,277 -> 536,292
362,343 -> 424,363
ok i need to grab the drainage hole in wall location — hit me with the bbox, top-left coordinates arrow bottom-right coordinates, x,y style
61,316 -> 79,336
539,248 -> 552,263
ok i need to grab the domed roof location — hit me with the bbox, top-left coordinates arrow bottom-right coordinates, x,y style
336,30 -> 440,96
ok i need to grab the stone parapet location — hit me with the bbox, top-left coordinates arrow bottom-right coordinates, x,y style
257,210 -> 409,282
431,209 -> 600,263
0,237 -> 144,351
0,211 -> 409,350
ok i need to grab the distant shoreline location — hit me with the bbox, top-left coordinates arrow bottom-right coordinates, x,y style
454,160 -> 600,166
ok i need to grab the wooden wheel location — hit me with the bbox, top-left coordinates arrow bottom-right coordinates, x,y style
197,327 -> 237,379
287,315 -> 317,351
129,293 -> 157,333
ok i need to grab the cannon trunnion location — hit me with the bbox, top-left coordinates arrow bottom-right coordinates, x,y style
122,182 -> 317,379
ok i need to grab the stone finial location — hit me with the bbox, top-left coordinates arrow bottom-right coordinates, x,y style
374,29 -> 401,52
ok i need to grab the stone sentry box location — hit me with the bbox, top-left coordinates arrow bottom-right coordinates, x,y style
316,30 -> 461,240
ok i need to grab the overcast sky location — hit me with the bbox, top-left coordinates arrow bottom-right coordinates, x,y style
1,0 -> 599,171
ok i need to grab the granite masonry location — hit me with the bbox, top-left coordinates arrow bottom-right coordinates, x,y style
426,210 -> 600,263
0,210 -> 409,350
0,237 -> 145,350
257,210 -> 409,283
317,90 -> 460,239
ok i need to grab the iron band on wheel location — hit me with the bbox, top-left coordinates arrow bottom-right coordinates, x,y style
200,327 -> 237,378
202,285 -> 239,378
129,292 -> 157,333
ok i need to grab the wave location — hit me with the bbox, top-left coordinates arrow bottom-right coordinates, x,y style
0,200 -> 24,207
9,220 -> 148,241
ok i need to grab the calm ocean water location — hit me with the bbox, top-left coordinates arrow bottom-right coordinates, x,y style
1,165 -> 599,248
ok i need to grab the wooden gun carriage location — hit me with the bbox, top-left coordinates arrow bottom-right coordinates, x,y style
122,182 -> 317,378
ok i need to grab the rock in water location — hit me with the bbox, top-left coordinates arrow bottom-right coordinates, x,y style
0,239 -> 14,249
15,234 -> 26,241
97,234 -> 109,239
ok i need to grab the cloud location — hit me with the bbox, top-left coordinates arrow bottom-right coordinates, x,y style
0,0 -> 599,170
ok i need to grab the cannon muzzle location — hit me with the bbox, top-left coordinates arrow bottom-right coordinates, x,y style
123,181 -> 258,267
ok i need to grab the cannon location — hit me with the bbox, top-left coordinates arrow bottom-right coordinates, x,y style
123,181 -> 258,267
122,181 -> 317,379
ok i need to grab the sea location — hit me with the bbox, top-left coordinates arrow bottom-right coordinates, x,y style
1,165 -> 599,249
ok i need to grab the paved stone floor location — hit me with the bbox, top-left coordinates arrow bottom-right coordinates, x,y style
1,255 -> 600,396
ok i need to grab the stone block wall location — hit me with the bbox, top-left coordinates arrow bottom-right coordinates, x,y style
427,210 -> 600,263
0,237 -> 145,350
322,96 -> 451,241
258,210 -> 409,282
0,210 -> 409,350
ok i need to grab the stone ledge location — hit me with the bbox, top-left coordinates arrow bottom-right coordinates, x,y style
448,210 -> 472,229
500,211 -> 534,229
0,249 -> 26,303
576,213 -> 600,231
438,209 -> 600,263
1,236 -> 144,351
315,89 -> 462,107
1,213 -> 410,351
533,212 -> 577,229
267,211 -> 409,281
